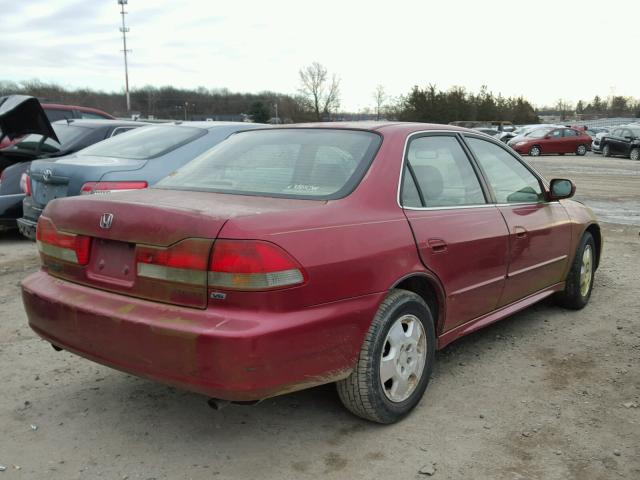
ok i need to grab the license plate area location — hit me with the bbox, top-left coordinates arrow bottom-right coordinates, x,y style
34,182 -> 68,205
86,238 -> 137,287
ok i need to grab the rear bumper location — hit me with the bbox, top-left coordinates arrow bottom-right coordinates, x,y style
22,271 -> 382,401
17,217 -> 36,240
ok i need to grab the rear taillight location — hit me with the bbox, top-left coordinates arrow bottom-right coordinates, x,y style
80,181 -> 147,195
136,239 -> 212,286
20,173 -> 32,196
36,217 -> 91,265
208,240 -> 305,290
134,239 -> 305,295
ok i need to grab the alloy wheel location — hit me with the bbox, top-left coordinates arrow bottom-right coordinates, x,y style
380,314 -> 427,403
630,149 -> 640,161
580,244 -> 593,297
529,146 -> 541,157
577,145 -> 587,155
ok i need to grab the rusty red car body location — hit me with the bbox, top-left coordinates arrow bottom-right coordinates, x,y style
21,123 -> 601,417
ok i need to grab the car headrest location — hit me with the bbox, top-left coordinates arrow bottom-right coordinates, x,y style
412,165 -> 443,200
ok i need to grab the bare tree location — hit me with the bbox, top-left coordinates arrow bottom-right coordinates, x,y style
555,98 -> 573,121
299,62 -> 341,121
372,85 -> 387,120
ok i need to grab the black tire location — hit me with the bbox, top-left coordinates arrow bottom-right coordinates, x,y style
576,144 -> 587,156
529,146 -> 541,157
602,144 -> 611,157
336,289 -> 436,424
555,232 -> 596,310
630,148 -> 640,161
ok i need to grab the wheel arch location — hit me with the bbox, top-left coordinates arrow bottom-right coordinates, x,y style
391,273 -> 446,335
585,223 -> 602,270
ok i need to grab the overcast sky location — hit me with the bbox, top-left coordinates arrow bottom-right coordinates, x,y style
1,0 -> 638,111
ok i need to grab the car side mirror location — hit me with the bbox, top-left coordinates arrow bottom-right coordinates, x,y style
544,134 -> 551,139
624,136 -> 633,140
549,178 -> 575,200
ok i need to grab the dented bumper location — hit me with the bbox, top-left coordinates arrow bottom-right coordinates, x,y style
21,270 -> 382,401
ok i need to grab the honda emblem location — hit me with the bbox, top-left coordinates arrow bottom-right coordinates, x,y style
99,213 -> 114,229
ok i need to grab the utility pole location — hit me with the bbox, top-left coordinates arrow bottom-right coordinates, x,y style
274,102 -> 278,124
118,0 -> 131,113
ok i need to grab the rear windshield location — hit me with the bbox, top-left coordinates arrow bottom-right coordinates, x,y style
155,129 -> 382,199
7,124 -> 87,154
78,125 -> 205,160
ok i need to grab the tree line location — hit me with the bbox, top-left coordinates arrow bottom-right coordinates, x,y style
2,63 -> 638,124
543,96 -> 640,120
390,85 -> 540,124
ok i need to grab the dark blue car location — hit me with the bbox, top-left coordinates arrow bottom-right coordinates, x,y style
19,121 -> 266,239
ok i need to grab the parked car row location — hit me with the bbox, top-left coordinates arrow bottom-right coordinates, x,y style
0,96 -> 265,234
0,96 -> 145,231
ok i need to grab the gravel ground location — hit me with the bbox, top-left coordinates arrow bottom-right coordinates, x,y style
0,152 -> 638,479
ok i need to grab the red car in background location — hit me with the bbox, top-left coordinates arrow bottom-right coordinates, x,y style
22,123 -> 601,423
510,127 -> 592,157
0,102 -> 114,149
40,103 -> 115,122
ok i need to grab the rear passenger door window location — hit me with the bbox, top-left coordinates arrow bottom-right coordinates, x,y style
401,135 -> 486,208
465,137 -> 544,204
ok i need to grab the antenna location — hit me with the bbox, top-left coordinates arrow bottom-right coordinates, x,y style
118,0 -> 131,112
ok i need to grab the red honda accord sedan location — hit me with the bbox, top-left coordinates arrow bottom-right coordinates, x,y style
21,123 -> 601,423
510,126 -> 592,157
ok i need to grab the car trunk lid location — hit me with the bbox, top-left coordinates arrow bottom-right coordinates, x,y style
38,188 -> 317,308
29,155 -> 147,207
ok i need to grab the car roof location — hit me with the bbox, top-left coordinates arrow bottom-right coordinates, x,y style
261,121 -> 473,135
51,119 -> 148,128
156,121 -> 266,130
41,103 -> 112,114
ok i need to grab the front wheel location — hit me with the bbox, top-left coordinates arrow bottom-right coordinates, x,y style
630,148 -> 640,161
576,144 -> 587,156
555,232 -> 596,310
336,289 -> 436,424
529,146 -> 541,157
602,144 -> 611,157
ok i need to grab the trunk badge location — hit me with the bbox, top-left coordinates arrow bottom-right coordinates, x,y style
99,213 -> 114,229
42,169 -> 53,182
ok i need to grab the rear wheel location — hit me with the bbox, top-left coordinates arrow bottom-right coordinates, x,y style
576,144 -> 587,156
630,148 -> 640,161
529,146 -> 541,157
555,232 -> 596,310
336,289 -> 436,424
602,144 -> 611,157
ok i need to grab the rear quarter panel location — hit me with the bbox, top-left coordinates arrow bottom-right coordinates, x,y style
214,127 -> 427,310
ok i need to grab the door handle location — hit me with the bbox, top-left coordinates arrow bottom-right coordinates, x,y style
427,238 -> 448,253
514,226 -> 527,238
